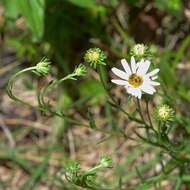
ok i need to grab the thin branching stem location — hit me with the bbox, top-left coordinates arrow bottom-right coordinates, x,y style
136,98 -> 146,124
134,130 -> 186,162
7,66 -> 37,107
146,100 -> 158,135
136,98 -> 151,138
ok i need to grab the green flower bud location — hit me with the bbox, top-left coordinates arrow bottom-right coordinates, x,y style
130,44 -> 149,59
67,162 -> 80,173
156,104 -> 174,122
74,64 -> 87,77
35,58 -> 51,76
84,48 -> 107,68
99,155 -> 113,168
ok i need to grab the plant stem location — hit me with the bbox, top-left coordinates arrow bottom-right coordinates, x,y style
146,100 -> 157,134
136,98 -> 146,124
136,98 -> 150,138
158,121 -> 161,143
7,66 -> 37,107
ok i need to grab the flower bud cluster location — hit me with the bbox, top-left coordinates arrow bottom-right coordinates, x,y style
35,58 -> 51,76
84,47 -> 106,68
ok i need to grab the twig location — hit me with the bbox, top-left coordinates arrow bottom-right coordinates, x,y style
2,118 -> 51,132
0,116 -> 15,147
68,130 -> 76,160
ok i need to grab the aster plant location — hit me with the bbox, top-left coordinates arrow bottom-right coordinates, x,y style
6,44 -> 190,189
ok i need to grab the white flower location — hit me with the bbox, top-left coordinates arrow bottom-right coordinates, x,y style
111,57 -> 160,99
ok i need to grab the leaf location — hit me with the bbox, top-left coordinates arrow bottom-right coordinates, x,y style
79,80 -> 105,105
66,0 -> 100,9
159,51 -> 177,89
135,182 -> 152,190
105,101 -> 116,130
182,175 -> 190,182
173,34 -> 190,67
20,156 -> 49,190
2,0 -> 19,19
175,115 -> 190,135
87,109 -> 96,129
174,177 -> 182,190
15,0 -> 45,40
0,148 -> 33,174
155,0 -> 182,17
177,85 -> 190,103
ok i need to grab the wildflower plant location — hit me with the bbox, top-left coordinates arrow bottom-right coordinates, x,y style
6,44 -> 190,189
3,0 -> 190,188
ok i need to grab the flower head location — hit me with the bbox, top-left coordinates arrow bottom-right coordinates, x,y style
66,161 -> 81,174
130,44 -> 149,59
111,57 -> 160,99
35,58 -> 51,76
156,104 -> 174,122
74,64 -> 87,77
99,155 -> 113,168
84,48 -> 106,68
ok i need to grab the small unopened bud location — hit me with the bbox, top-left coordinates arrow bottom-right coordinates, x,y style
130,44 -> 148,59
99,155 -> 113,168
84,48 -> 106,68
67,162 -> 80,173
35,58 -> 51,76
156,104 -> 174,122
74,64 -> 87,77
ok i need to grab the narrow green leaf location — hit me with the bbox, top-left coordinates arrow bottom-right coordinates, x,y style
15,0 -> 45,40
20,156 -> 50,190
66,0 -> 99,9
87,109 -> 96,129
2,0 -> 19,19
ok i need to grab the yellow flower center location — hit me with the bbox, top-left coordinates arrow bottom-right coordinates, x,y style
128,74 -> 143,88
88,51 -> 99,62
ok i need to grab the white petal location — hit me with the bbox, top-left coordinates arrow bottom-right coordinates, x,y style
137,60 -> 151,75
131,56 -> 136,73
136,59 -> 144,70
150,81 -> 160,86
146,68 -> 160,77
136,89 -> 142,99
111,67 -> 129,80
151,76 -> 158,80
121,59 -> 132,75
126,86 -> 142,98
141,82 -> 156,95
111,79 -> 129,86
126,87 -> 135,96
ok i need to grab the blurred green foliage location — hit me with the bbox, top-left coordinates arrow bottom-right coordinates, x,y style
155,0 -> 182,16
3,0 -> 44,40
